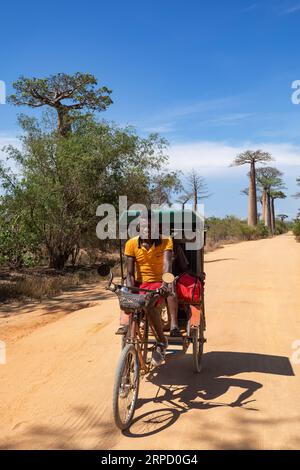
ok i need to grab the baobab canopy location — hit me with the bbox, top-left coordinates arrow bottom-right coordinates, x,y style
8,73 -> 113,136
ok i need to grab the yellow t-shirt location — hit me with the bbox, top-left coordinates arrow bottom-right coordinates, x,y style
124,236 -> 173,283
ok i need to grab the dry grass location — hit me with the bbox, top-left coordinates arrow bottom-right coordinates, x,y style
0,255 -> 123,304
204,239 -> 224,252
0,271 -> 97,303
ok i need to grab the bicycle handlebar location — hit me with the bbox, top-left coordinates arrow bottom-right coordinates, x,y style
106,273 -> 175,297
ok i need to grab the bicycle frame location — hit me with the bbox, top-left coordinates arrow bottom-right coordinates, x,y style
124,309 -> 152,374
123,288 -> 164,375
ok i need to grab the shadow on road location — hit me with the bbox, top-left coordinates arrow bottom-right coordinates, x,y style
205,258 -> 236,264
0,283 -> 112,318
124,351 -> 294,438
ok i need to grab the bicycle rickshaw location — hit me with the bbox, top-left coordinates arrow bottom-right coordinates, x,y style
98,209 -> 207,430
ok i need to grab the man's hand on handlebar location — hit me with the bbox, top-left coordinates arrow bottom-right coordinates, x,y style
159,282 -> 173,297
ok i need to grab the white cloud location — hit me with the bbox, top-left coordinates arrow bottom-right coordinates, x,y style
203,113 -> 254,125
242,3 -> 260,12
169,140 -> 300,175
157,97 -> 233,120
142,122 -> 175,133
141,96 -> 243,132
282,4 -> 300,15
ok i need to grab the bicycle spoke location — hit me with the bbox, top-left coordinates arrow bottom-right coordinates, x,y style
117,350 -> 138,425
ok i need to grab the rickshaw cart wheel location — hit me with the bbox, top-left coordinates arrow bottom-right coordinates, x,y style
113,344 -> 140,430
191,314 -> 205,373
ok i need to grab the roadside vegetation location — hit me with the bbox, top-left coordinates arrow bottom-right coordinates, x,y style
292,177 -> 300,241
293,220 -> 300,240
0,72 -> 294,304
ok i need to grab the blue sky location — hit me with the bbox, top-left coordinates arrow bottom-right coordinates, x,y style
1,0 -> 300,218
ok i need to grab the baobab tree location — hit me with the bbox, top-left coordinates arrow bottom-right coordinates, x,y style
8,73 -> 113,136
293,176 -> 300,199
256,167 -> 285,233
185,170 -> 211,211
241,187 -> 265,221
176,192 -> 193,210
292,177 -> 300,219
231,150 -> 273,226
277,214 -> 289,222
270,191 -> 286,234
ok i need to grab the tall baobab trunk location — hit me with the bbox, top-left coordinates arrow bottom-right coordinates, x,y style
265,192 -> 272,231
261,189 -> 267,223
57,108 -> 72,136
271,197 -> 276,234
248,161 -> 258,226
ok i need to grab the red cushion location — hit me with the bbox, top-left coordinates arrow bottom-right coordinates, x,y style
176,274 -> 202,304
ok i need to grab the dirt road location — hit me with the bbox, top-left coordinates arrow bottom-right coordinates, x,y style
1,233 -> 300,450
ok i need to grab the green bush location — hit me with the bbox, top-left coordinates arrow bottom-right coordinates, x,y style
293,220 -> 300,237
0,212 -> 40,268
274,220 -> 289,235
206,216 -> 270,244
255,222 -> 270,238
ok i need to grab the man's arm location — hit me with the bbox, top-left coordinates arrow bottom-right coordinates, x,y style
163,250 -> 173,275
126,256 -> 135,287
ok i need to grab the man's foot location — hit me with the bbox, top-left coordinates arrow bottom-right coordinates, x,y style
115,325 -> 128,335
151,338 -> 168,367
170,327 -> 182,337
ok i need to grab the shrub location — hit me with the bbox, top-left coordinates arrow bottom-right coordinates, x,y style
255,222 -> 270,238
205,216 -> 270,245
293,220 -> 300,238
274,220 -> 289,235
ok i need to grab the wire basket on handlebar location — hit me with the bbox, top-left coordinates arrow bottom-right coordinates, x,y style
117,291 -> 150,313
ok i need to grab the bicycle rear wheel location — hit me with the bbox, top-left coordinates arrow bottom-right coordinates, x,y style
113,344 -> 140,430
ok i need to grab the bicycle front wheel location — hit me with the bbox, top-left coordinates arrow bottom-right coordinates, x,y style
112,344 -> 140,430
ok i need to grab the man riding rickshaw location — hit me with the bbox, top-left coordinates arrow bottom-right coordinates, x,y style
116,209 -> 204,366
98,207 -> 206,430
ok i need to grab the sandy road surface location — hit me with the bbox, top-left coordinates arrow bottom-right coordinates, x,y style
0,233 -> 300,450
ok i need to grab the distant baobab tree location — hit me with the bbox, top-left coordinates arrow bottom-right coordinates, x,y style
293,176 -> 300,199
293,177 -> 300,218
176,192 -> 193,210
256,167 -> 285,234
185,170 -> 211,211
277,214 -> 288,222
270,191 -> 286,233
231,150 -> 273,227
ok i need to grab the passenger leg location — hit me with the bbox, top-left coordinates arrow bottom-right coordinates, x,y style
115,310 -> 130,335
167,295 -> 182,337
148,306 -> 168,366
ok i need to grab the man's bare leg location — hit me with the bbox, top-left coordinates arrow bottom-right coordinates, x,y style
148,307 -> 168,366
115,310 -> 130,335
167,295 -> 182,336
167,296 -> 179,330
148,306 -> 166,344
